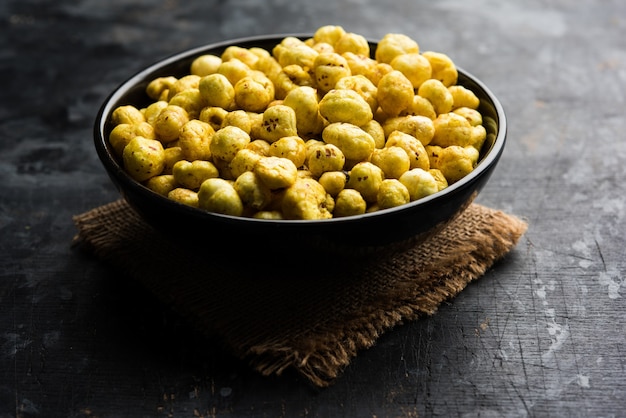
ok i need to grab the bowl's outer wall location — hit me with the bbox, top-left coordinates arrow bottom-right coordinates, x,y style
95,35 -> 506,256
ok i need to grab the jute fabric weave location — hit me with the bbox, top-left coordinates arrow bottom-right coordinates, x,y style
73,200 -> 527,387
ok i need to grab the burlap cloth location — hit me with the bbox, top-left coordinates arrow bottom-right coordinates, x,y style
73,200 -> 527,387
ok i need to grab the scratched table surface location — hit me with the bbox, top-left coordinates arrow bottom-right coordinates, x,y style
1,0 -> 625,416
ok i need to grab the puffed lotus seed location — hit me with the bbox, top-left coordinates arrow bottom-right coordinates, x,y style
418,79 -> 454,115
172,159 -> 219,190
122,136 -> 165,182
377,179 -> 411,209
153,105 -> 189,143
377,70 -> 414,117
210,125 -> 251,162
318,89 -> 373,127
375,33 -> 420,64
322,122 -> 375,162
399,168 -> 439,201
199,73 -> 235,109
333,188 -> 367,218
422,51 -> 458,87
346,161 -> 384,203
190,54 -> 222,77
258,105 -> 298,143
197,178 -> 244,216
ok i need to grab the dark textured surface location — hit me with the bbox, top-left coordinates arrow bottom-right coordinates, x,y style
1,1 -> 625,416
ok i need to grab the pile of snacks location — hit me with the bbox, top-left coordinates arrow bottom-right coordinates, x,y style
109,26 -> 489,220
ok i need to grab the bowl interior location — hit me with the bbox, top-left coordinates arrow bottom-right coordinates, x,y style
95,34 -> 506,259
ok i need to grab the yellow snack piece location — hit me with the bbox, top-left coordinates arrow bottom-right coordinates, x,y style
334,32 -> 370,56
273,38 -> 318,70
273,64 -> 315,99
333,188 -> 367,217
402,95 -> 437,120
198,106 -> 228,131
168,187 -> 199,207
143,101 -> 169,126
342,52 -> 377,79
246,139 -> 271,156
168,89 -> 205,120
307,143 -> 346,178
234,76 -> 273,112
282,86 -> 326,137
153,105 -> 189,143
211,157 -> 234,180
109,122 -> 155,157
360,119 -> 386,149
322,122 -> 375,162
449,85 -> 480,110
281,177 -> 333,220
428,168 -> 449,191
210,125 -> 251,162
319,89 -> 374,126
319,88 -> 373,127
318,171 -> 347,196
311,42 -> 335,54
314,53 -> 352,93
221,110 -> 252,134
385,131 -> 430,170
145,174 -> 177,196
253,210 -> 284,220
397,115 -> 435,146
112,105 -> 145,126
146,77 -> 177,101
313,25 -> 347,47
254,156 -> 298,189
167,75 -> 201,101
172,159 -> 219,190
417,79 -> 454,115
398,168 -> 439,201
431,112 -> 474,147
221,46 -> 259,69
234,171 -> 273,210
216,58 -> 251,86
230,148 -> 263,178
335,74 -> 378,114
377,179 -> 411,209
375,33 -> 420,64
197,178 -> 244,216
247,112 -> 265,138
199,73 -> 235,109
377,70 -> 414,117
258,105 -> 298,143
453,107 -> 483,127
190,54 -> 222,76
470,124 -> 487,151
122,136 -> 165,182
422,51 -> 458,87
254,54 -> 283,82
390,52 -> 432,89
346,161 -> 384,203
162,146 -> 184,175
269,136 -> 307,168
430,145 -> 478,183
177,119 -> 214,161
383,115 -> 435,146
370,146 -> 411,179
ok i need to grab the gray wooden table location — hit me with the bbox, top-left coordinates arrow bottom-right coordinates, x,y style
1,0 -> 624,416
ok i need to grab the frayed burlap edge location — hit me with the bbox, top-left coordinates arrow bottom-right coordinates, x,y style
73,200 -> 527,387
243,208 -> 528,386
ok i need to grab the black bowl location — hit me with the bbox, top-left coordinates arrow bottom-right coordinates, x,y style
94,34 -> 506,261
